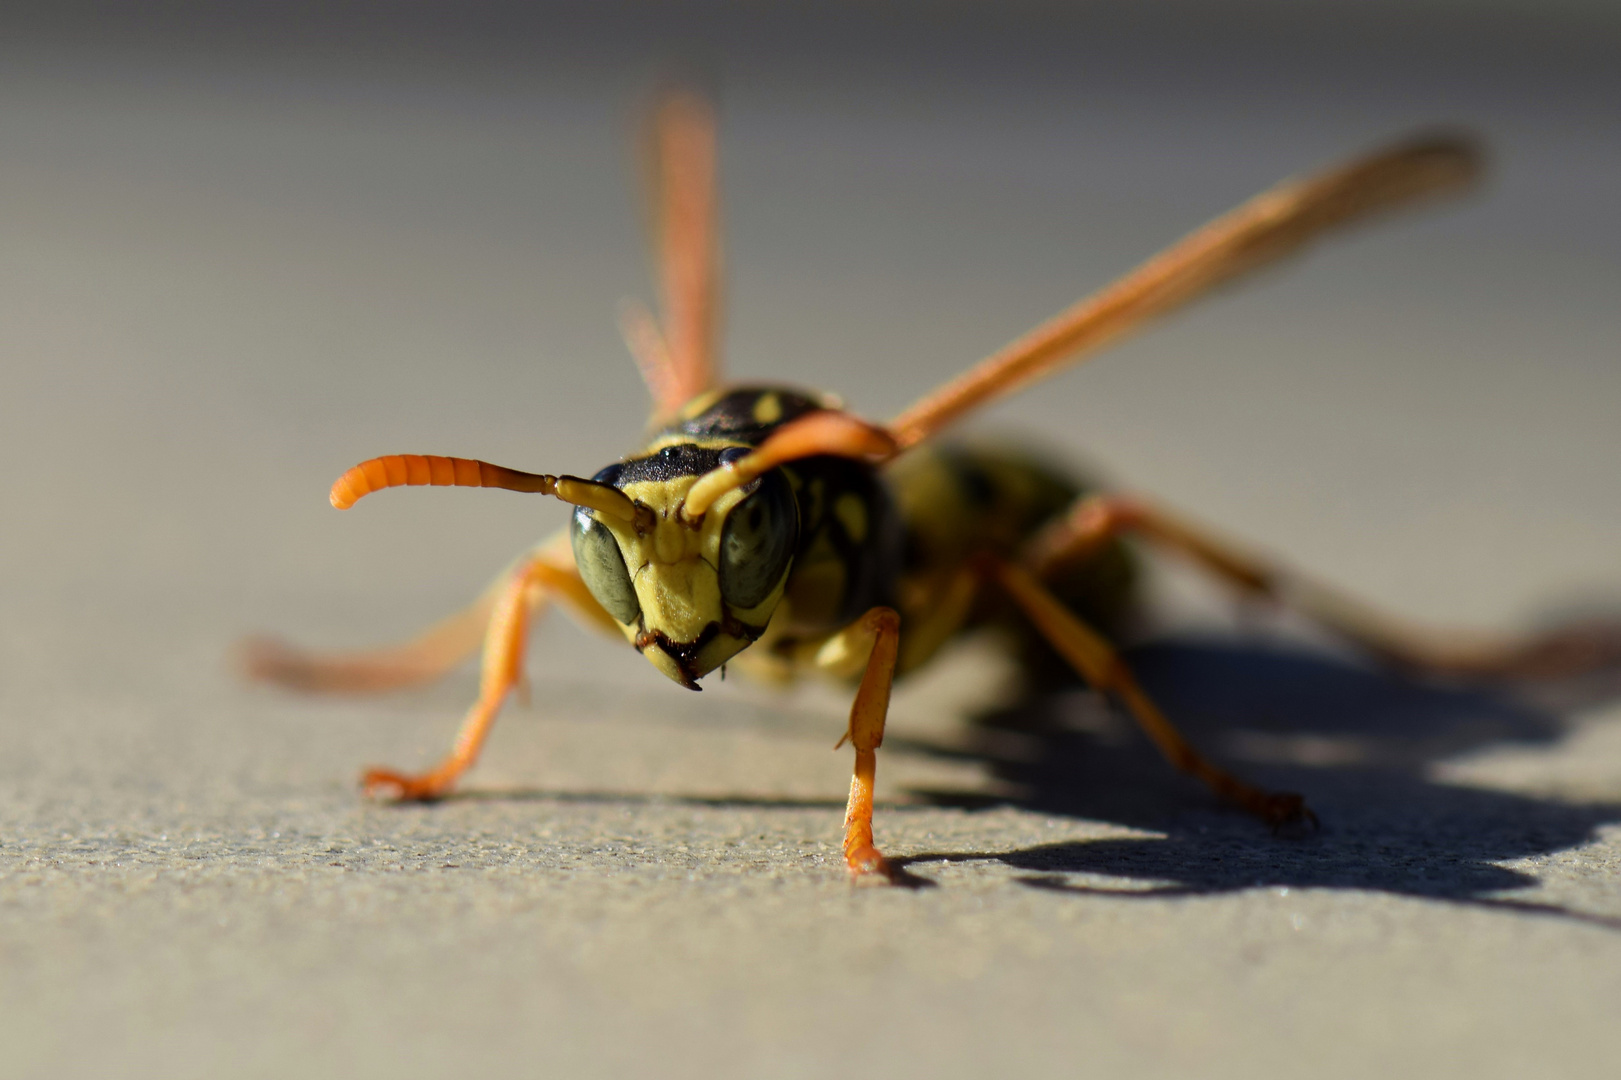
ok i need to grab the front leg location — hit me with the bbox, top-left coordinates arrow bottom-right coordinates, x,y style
822,607 -> 902,879
363,553 -> 615,802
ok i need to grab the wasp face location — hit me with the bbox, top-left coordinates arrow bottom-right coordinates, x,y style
570,444 -> 799,689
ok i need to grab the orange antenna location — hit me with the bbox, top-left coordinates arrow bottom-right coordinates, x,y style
329,454 -> 638,523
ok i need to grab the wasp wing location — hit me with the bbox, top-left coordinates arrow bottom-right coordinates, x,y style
631,89 -> 723,422
887,133 -> 1484,450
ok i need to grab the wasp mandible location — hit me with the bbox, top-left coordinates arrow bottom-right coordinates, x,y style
247,93 -> 1621,881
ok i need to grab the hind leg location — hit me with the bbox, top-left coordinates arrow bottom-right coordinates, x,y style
984,555 -> 1312,827
1024,494 -> 1621,681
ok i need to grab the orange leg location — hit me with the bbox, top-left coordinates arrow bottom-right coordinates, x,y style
1024,494 -> 1621,681
240,579 -> 502,695
835,607 -> 902,878
984,556 -> 1313,828
362,556 -> 614,802
242,531 -> 619,698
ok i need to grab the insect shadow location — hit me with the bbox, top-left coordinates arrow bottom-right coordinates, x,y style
890,636 -> 1621,927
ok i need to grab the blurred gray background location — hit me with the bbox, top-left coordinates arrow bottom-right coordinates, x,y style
1,3 -> 1619,1077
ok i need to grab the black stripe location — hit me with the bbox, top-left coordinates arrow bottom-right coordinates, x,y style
613,443 -> 729,485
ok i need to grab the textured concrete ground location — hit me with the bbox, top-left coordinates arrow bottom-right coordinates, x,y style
2,5 -> 1620,1078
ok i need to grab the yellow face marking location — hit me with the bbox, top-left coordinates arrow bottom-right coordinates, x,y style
834,492 -> 868,544
752,392 -> 783,426
611,475 -> 731,646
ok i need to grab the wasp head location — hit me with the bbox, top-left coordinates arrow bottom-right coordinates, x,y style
570,443 -> 799,689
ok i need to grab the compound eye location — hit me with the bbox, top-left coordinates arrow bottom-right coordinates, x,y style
718,470 -> 799,611
571,507 -> 640,625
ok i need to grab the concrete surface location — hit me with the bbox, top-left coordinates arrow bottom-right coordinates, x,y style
2,6 -> 1620,1078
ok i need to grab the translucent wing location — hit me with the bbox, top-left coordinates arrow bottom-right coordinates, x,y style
679,132 -> 1484,517
886,133 -> 1484,450
633,89 -> 722,422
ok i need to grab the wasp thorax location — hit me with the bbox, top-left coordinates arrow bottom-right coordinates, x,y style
569,447 -> 800,690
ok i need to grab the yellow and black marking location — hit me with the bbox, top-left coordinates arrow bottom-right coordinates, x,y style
662,385 -> 835,446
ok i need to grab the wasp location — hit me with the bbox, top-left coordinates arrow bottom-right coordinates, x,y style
247,93 -> 1621,880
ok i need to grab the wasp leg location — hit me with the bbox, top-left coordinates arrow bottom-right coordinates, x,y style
240,575 -> 504,694
361,554 -> 615,802
984,556 -> 1314,829
821,607 -> 903,879
1024,495 -> 1621,681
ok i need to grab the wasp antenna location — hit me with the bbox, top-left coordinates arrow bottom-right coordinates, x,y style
550,476 -> 641,524
329,455 -> 552,509
329,455 -> 638,523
